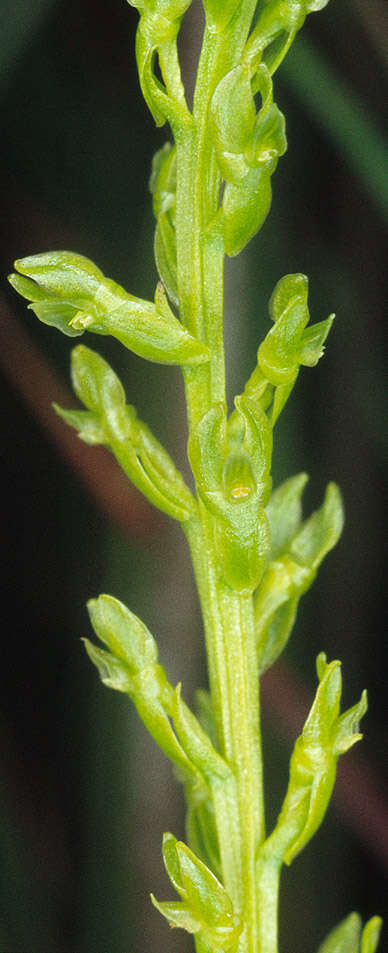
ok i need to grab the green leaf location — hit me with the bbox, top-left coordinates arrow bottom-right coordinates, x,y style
131,412 -> 196,516
284,661 -> 365,862
130,666 -> 198,773
302,656 -> 342,746
269,378 -> 296,426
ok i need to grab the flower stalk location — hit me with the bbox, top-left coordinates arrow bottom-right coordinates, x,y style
8,1 -> 382,951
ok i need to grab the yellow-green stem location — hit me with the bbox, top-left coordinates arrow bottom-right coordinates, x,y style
185,514 -> 265,953
176,8 -> 275,949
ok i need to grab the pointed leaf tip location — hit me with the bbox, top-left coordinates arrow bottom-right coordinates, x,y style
162,832 -> 187,898
317,912 -> 362,952
150,895 -> 202,933
361,916 -> 383,953
83,638 -> 132,693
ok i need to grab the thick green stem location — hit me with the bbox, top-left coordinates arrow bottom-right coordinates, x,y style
175,8 -> 273,950
185,515 -> 265,953
255,851 -> 282,953
176,5 -> 261,420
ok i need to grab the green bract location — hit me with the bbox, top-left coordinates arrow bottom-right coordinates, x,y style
9,0 -> 381,951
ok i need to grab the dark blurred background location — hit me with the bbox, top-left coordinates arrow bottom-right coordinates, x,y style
1,1 -> 387,951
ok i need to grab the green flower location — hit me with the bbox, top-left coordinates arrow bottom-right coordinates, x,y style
9,251 -> 208,366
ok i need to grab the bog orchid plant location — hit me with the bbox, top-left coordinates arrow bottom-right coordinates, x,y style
9,1 -> 382,951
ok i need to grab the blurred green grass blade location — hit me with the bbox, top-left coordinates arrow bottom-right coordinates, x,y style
282,36 -> 388,222
1,0 -> 59,91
